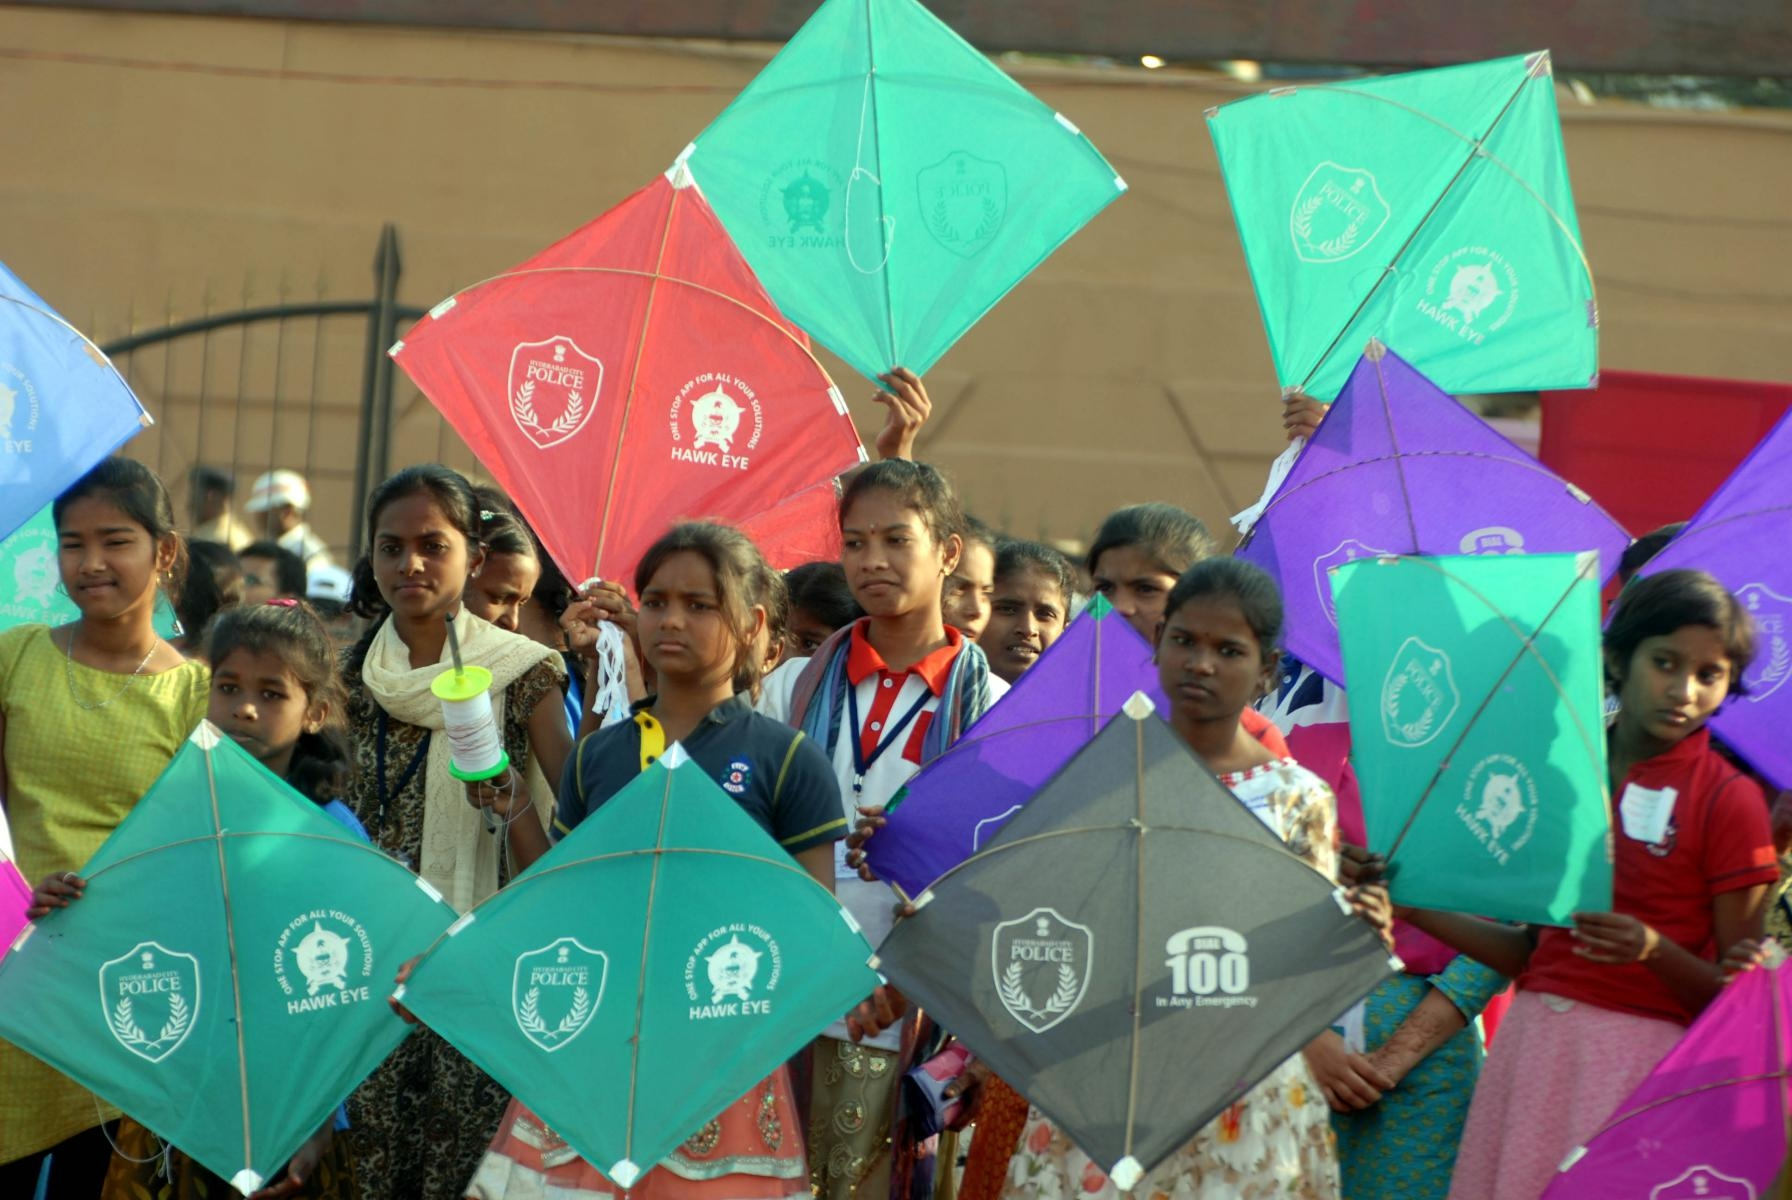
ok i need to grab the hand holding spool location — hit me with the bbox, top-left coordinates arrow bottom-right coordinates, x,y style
433,613 -> 515,828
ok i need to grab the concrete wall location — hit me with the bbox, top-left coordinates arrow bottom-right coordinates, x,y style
1,6 -> 1786,556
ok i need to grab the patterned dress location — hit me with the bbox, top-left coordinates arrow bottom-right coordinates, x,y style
1004,759 -> 1343,1200
340,654 -> 561,1200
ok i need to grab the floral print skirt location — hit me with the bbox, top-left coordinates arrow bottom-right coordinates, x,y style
1002,1053 -> 1339,1200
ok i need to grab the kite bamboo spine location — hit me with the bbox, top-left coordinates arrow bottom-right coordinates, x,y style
202,744 -> 258,1185
621,768 -> 677,1170
1122,716 -> 1148,1170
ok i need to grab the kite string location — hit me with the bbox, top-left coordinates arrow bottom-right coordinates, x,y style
93,1091 -> 174,1172
845,66 -> 893,276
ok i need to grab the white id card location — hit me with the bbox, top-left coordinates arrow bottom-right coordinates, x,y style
1619,783 -> 1677,845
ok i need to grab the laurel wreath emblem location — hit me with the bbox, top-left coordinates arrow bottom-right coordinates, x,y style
928,197 -> 1003,250
998,961 -> 1080,1024
1764,635 -> 1790,685
517,985 -> 591,1042
511,379 -> 587,442
109,992 -> 190,1051
1292,195 -> 1363,258
1383,669 -> 1435,743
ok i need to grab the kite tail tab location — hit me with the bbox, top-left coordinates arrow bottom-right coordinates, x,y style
1113,174 -> 1128,193
1267,86 -> 1299,99
911,889 -> 937,913
1363,337 -> 1388,362
838,905 -> 864,935
1764,940 -> 1789,969
447,910 -> 477,937
1586,300 -> 1600,329
1203,104 -> 1220,120
1052,111 -> 1082,135
665,143 -> 698,190
1121,691 -> 1156,721
189,721 -> 223,749
1556,1145 -> 1589,1173
414,876 -> 446,905
1526,50 -> 1553,79
1330,886 -> 1353,915
1109,1157 -> 1144,1192
609,1161 -> 642,1189
856,444 -> 871,463
9,924 -> 34,954
387,340 -> 404,358
138,411 -> 156,428
428,295 -> 458,321
828,385 -> 848,416
1387,953 -> 1406,973
1565,482 -> 1592,504
231,1169 -> 265,1195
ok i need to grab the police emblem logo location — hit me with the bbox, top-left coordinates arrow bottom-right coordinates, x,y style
1289,163 -> 1390,264
1380,636 -> 1460,748
506,336 -> 603,450
990,907 -> 1092,1034
99,941 -> 202,1063
1737,583 -> 1792,702
1314,538 -> 1393,627
512,938 -> 607,1053
918,151 -> 1008,258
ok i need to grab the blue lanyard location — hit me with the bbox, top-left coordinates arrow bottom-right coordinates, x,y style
374,708 -> 432,831
845,675 -> 933,797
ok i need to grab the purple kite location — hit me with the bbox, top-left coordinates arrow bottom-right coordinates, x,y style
865,596 -> 1165,899
1235,340 -> 1629,686
1543,956 -> 1792,1199
1637,407 -> 1792,789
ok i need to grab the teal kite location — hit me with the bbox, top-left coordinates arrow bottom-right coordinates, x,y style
396,745 -> 880,1189
682,0 -> 1126,384
1208,52 -> 1596,402
0,502 -> 179,636
0,724 -> 457,1194
1331,552 -> 1611,925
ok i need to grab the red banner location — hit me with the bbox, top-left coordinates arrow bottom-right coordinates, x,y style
1540,371 -> 1792,538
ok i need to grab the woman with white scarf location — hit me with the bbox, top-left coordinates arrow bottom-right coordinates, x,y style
338,465 -> 570,1200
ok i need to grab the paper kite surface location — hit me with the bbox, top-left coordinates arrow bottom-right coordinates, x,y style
0,263 -> 150,542
0,725 -> 456,1194
1236,344 -> 1628,686
1208,52 -> 1596,401
1639,407 -> 1792,790
867,595 -> 1166,898
398,752 -> 880,1189
393,173 -> 864,586
1332,552 -> 1612,925
684,0 -> 1126,384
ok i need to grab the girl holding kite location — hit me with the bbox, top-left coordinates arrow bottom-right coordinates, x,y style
1005,557 -> 1389,1200
463,520 -> 846,1199
0,456 -> 210,1197
36,598 -> 365,1199
1395,569 -> 1777,1200
336,463 -> 570,1200
756,458 -> 1009,1200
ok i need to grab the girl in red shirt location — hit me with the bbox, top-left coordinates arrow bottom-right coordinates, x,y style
1402,569 -> 1777,1200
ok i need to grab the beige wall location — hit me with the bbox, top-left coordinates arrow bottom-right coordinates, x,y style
1,6 -> 1787,557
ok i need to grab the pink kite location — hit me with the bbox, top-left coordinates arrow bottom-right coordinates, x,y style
1544,955 -> 1792,1198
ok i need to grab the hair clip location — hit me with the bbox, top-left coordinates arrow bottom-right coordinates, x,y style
266,598 -> 300,607
479,509 -> 497,521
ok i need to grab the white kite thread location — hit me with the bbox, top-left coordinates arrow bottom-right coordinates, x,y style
440,692 -> 506,779
846,71 -> 895,276
591,622 -> 634,727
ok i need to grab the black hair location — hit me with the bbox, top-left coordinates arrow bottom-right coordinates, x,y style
839,459 -> 964,551
240,539 -> 308,599
1086,503 -> 1213,578
634,522 -> 774,694
207,601 -> 353,805
189,465 -> 234,497
177,541 -> 244,647
54,456 -> 189,601
1604,568 -> 1755,697
994,539 -> 1076,604
960,513 -> 999,557
757,560 -> 791,655
1617,522 -> 1687,583
472,485 -> 574,619
785,561 -> 862,632
1162,558 -> 1284,664
345,464 -> 483,673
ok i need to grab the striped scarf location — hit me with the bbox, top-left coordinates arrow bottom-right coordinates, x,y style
787,618 -> 992,775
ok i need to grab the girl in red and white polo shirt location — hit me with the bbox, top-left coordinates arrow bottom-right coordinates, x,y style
1406,569 -> 1777,1200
